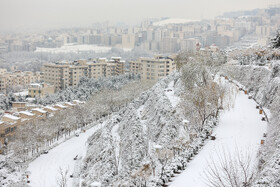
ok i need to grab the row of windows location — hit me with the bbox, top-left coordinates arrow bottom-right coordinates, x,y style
5,127 -> 16,134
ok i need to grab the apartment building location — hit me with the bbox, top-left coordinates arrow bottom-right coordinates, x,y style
43,61 -> 88,90
28,83 -> 55,98
43,57 -> 125,91
0,69 -> 7,74
129,61 -> 142,75
0,70 -> 41,92
129,56 -> 176,81
87,58 -> 116,79
111,57 -> 125,75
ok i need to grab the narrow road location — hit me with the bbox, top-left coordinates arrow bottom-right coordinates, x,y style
27,124 -> 101,187
170,87 -> 267,186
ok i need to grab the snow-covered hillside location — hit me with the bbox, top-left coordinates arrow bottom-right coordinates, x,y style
80,74 -> 186,186
79,70 -> 226,186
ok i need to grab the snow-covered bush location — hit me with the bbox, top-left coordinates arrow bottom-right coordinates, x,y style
34,74 -> 140,106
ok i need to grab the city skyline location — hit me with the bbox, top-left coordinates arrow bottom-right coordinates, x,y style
0,0 -> 269,32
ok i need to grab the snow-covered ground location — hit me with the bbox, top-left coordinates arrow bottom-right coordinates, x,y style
164,81 -> 180,108
153,18 -> 199,26
27,123 -> 102,187
35,44 -> 133,54
170,87 -> 267,187
35,44 -> 111,54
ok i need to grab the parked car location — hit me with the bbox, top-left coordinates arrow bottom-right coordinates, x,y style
42,150 -> 49,154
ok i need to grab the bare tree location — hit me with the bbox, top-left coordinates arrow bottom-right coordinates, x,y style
56,167 -> 69,187
156,148 -> 174,181
204,149 -> 256,187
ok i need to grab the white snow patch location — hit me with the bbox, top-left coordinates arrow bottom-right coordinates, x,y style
111,124 -> 121,171
153,144 -> 163,149
35,44 -> 111,54
32,108 -> 47,114
164,81 -> 180,108
90,181 -> 101,187
153,18 -> 199,26
137,105 -> 147,133
3,114 -> 20,120
19,111 -> 35,116
14,90 -> 28,97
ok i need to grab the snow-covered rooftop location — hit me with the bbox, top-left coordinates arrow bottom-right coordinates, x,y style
3,114 -> 20,120
55,104 -> 67,108
19,111 -> 35,116
32,108 -> 47,114
14,90 -> 28,97
30,83 -> 41,86
65,102 -> 75,106
73,100 -> 85,104
44,106 -> 58,111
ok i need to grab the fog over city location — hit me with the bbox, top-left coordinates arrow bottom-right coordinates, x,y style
1,0 -> 280,186
0,0 -> 268,31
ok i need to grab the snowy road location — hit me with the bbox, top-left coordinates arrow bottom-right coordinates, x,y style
27,124 -> 101,187
170,88 -> 267,186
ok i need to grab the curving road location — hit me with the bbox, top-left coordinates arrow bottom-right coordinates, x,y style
27,124 -> 102,187
170,85 -> 267,187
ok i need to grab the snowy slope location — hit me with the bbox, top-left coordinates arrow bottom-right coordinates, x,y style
79,73 -> 193,186
27,123 -> 103,187
170,88 -> 267,187
164,81 -> 180,108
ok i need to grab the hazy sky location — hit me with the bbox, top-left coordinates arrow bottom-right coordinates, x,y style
0,0 -> 268,32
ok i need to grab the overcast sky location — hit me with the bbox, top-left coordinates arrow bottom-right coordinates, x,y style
0,0 -> 269,32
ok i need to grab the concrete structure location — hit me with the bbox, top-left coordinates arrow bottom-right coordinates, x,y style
43,61 -> 88,90
0,71 -> 41,92
19,111 -> 35,120
180,38 -> 199,52
0,120 -> 18,153
0,69 -> 7,74
28,83 -> 55,98
31,108 -> 48,118
12,102 -> 27,112
129,56 -> 176,81
53,104 -> 68,110
256,26 -> 272,37
43,106 -> 58,114
43,57 -> 126,91
122,34 -> 136,49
